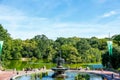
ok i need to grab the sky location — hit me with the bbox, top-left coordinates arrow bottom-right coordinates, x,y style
0,0 -> 120,40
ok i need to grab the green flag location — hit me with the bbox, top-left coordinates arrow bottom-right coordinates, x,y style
0,41 -> 3,55
107,41 -> 112,55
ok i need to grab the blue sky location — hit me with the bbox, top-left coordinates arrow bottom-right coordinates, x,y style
0,0 -> 120,40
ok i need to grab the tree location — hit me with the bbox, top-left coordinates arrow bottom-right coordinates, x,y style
112,34 -> 120,41
102,46 -> 120,69
61,44 -> 78,63
86,48 -> 101,63
10,39 -> 22,59
0,24 -> 11,40
98,39 -> 107,50
89,37 -> 99,48
0,24 -> 12,60
76,38 -> 91,54
55,37 -> 67,46
110,46 -> 120,69
22,39 -> 38,58
32,35 -> 54,59
44,47 -> 56,62
112,34 -> 120,46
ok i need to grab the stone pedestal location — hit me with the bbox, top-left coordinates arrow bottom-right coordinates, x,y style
51,56 -> 68,78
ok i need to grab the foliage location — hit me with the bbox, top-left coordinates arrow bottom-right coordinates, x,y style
102,46 -> 120,69
30,72 -> 48,80
117,68 -> 120,72
85,48 -> 101,63
61,44 -> 78,63
0,24 -> 11,40
112,34 -> 120,46
75,73 -> 90,80
1,25 -> 120,69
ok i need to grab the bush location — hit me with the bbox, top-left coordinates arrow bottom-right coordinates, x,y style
75,73 -> 90,80
117,68 -> 120,72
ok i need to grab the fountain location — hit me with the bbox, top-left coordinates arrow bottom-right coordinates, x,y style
51,51 -> 68,78
12,51 -> 103,80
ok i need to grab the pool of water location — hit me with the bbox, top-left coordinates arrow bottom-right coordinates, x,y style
15,71 -> 102,80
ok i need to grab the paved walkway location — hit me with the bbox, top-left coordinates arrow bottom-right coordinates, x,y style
0,69 -> 49,80
79,70 -> 120,80
0,71 -> 14,80
0,70 -> 120,80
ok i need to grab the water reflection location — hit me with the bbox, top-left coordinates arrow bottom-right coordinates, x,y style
16,71 -> 102,80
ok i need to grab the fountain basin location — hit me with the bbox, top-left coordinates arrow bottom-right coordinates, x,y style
14,71 -> 103,80
51,67 -> 68,78
51,51 -> 68,78
51,67 -> 68,71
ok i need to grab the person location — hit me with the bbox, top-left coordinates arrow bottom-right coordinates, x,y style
17,71 -> 19,75
101,69 -> 103,73
119,73 -> 120,78
103,78 -> 107,80
25,70 -> 27,74
112,73 -> 114,79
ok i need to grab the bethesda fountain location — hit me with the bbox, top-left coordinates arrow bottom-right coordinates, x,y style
51,51 -> 68,78
12,51 -> 103,80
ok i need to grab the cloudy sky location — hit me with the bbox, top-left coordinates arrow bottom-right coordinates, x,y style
0,0 -> 120,40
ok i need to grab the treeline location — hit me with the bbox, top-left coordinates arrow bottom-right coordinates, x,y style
0,24 -> 120,69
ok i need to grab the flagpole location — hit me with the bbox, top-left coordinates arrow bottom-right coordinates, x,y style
109,32 -> 110,40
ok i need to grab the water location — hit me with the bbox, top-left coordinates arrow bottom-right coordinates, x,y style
15,71 -> 102,80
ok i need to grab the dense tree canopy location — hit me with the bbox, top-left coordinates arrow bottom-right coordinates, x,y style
0,24 -> 120,69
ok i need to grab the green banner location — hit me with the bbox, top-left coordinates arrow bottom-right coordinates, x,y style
107,41 -> 112,55
0,41 -> 3,54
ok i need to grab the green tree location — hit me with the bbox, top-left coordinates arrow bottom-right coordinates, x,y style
0,24 -> 11,40
10,39 -> 23,59
32,35 -> 54,59
112,34 -> 120,46
55,37 -> 67,46
111,46 -> 120,69
61,44 -> 78,63
86,48 -> 101,63
22,39 -> 37,58
0,24 -> 12,60
89,37 -> 99,48
102,46 -> 120,69
76,38 -> 91,54
98,39 -> 107,50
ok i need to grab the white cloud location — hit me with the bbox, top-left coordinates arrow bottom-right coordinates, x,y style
0,4 -> 120,40
102,11 -> 117,18
0,5 -> 24,16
